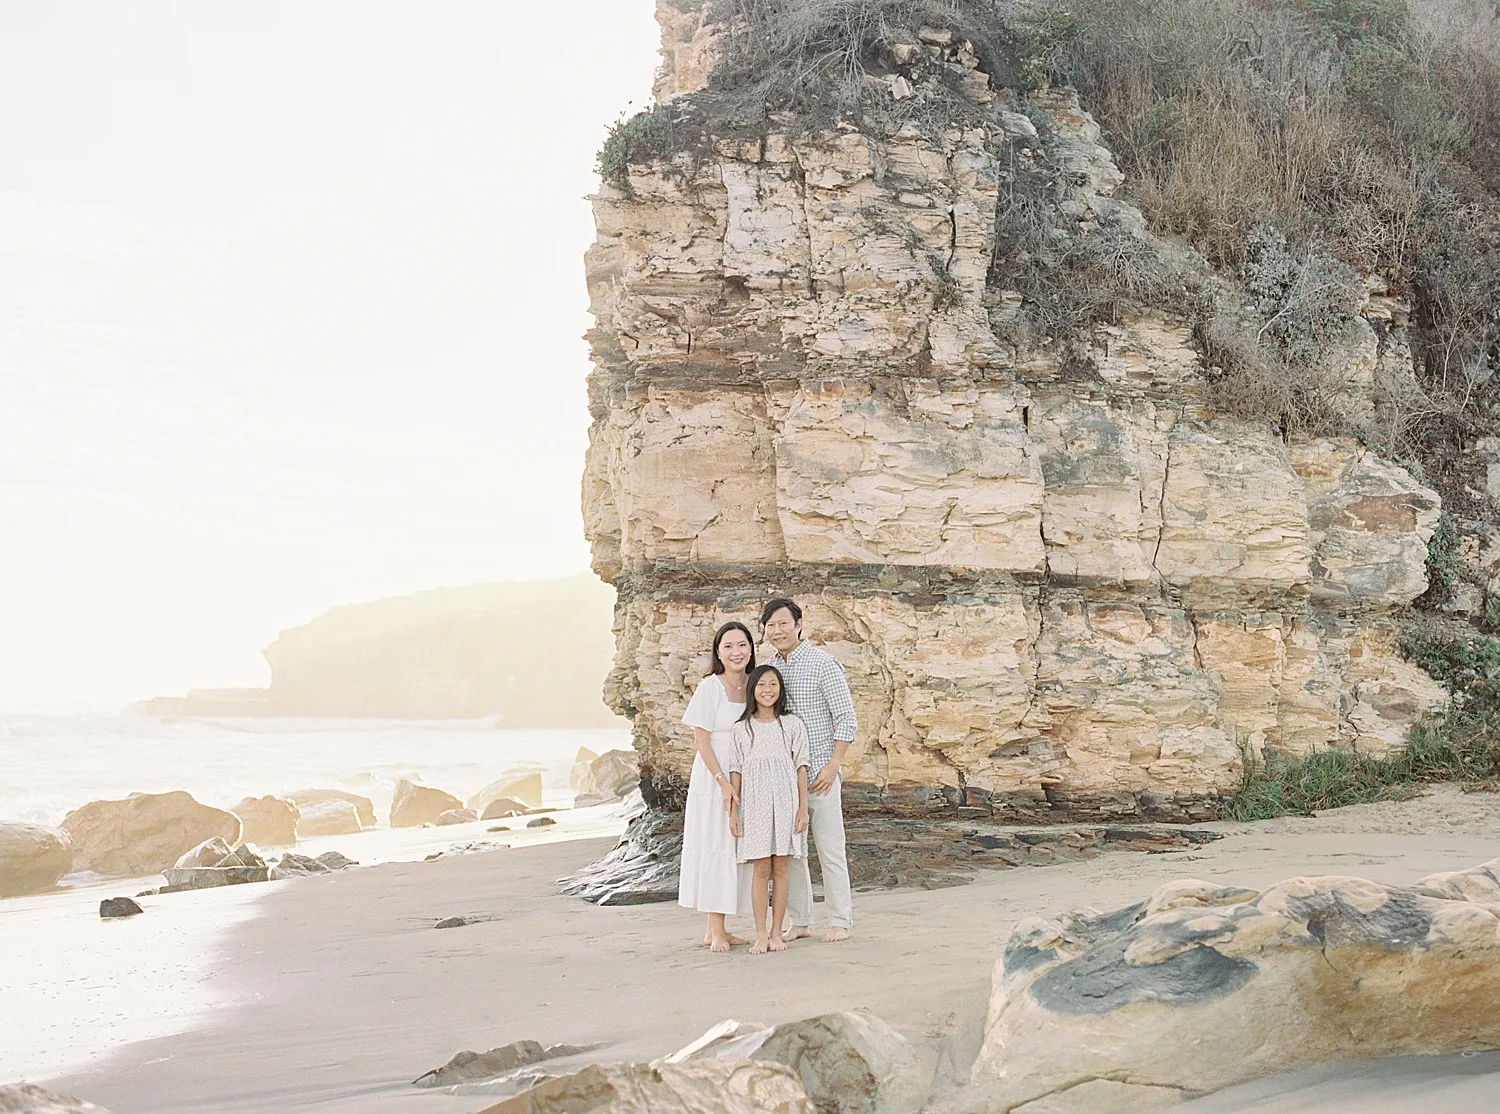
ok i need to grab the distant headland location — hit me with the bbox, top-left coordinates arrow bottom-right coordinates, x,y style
135,575 -> 624,727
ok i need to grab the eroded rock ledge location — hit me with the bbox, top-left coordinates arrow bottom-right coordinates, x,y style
582,2 -> 1448,821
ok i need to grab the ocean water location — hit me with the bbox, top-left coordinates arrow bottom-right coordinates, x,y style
0,708 -> 633,829
0,709 -> 635,1081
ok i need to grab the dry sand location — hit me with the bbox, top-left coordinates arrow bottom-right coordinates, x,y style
37,786 -> 1500,1114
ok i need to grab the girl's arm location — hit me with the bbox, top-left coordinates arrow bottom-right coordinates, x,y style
794,764 -> 809,834
692,726 -> 737,814
729,771 -> 743,837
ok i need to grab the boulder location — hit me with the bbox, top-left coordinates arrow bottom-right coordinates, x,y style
61,791 -> 241,876
0,1082 -> 114,1112
174,837 -> 235,869
0,822 -> 73,897
569,747 -> 601,790
481,797 -> 530,820
413,1041 -> 592,1087
99,896 -> 143,919
316,850 -> 357,870
475,1059 -> 813,1113
527,816 -> 557,828
671,1014 -> 924,1114
752,1013 -> 925,1114
469,772 -> 545,813
287,789 -> 374,830
230,796 -> 300,845
270,852 -> 331,878
390,779 -> 464,828
160,865 -> 269,891
576,751 -> 639,801
966,858 -> 1500,1111
294,798 -> 363,836
437,808 -> 480,826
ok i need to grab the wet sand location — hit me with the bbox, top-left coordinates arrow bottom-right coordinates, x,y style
28,787 -> 1500,1113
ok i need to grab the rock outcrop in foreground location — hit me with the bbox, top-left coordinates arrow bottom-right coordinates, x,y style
582,2 -> 1447,820
965,858 -> 1500,1110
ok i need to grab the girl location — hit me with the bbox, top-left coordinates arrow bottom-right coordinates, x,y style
728,664 -> 810,954
678,621 -> 756,952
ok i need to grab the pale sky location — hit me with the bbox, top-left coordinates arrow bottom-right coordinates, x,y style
0,1 -> 661,704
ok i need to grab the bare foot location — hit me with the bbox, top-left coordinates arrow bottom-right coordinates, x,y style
768,935 -> 788,952
822,927 -> 850,943
709,932 -> 732,954
782,925 -> 814,942
749,936 -> 770,955
725,933 -> 750,946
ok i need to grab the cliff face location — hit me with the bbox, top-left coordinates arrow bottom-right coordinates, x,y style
582,3 -> 1447,820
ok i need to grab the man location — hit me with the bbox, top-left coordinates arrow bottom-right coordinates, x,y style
760,597 -> 854,943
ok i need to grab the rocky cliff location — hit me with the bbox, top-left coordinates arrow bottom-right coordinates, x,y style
140,577 -> 624,727
582,1 -> 1451,821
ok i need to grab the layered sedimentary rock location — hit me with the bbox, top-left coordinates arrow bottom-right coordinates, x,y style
582,3 -> 1447,820
964,859 -> 1500,1110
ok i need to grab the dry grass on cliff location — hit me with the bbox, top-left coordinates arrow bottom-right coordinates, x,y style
1054,0 -> 1500,459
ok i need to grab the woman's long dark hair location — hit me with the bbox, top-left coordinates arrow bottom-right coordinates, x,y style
738,664 -> 789,724
708,621 -> 756,677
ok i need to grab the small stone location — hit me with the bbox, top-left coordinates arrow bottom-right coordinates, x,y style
315,850 -> 357,870
487,825 -> 512,833
425,852 -> 443,861
433,914 -> 492,929
100,897 -> 143,919
917,25 -> 954,45
527,816 -> 557,828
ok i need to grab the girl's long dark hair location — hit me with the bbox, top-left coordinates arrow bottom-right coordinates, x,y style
708,621 -> 756,677
738,664 -> 789,724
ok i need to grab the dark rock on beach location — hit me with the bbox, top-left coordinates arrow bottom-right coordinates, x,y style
433,914 -> 496,929
0,1082 -> 116,1112
557,810 -> 684,905
315,850 -> 357,870
0,822 -> 73,897
558,810 -> 1220,905
526,816 -> 556,829
99,897 -> 143,919
413,1040 -> 598,1088
269,852 -> 331,878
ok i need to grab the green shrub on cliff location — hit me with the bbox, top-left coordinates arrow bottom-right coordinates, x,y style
597,105 -> 679,195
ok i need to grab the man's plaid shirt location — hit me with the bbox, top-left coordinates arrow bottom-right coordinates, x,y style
771,639 -> 857,773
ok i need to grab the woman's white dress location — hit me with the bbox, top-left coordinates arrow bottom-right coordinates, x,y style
678,675 -> 750,914
729,714 -> 810,862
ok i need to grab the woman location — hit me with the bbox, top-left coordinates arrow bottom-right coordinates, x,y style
678,620 -> 755,951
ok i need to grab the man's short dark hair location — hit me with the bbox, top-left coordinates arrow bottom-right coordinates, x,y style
760,597 -> 803,626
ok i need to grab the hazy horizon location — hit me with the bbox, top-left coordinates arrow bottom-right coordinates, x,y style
0,1 -> 659,704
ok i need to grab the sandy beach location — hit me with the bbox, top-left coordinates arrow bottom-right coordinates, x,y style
16,786 -> 1499,1113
